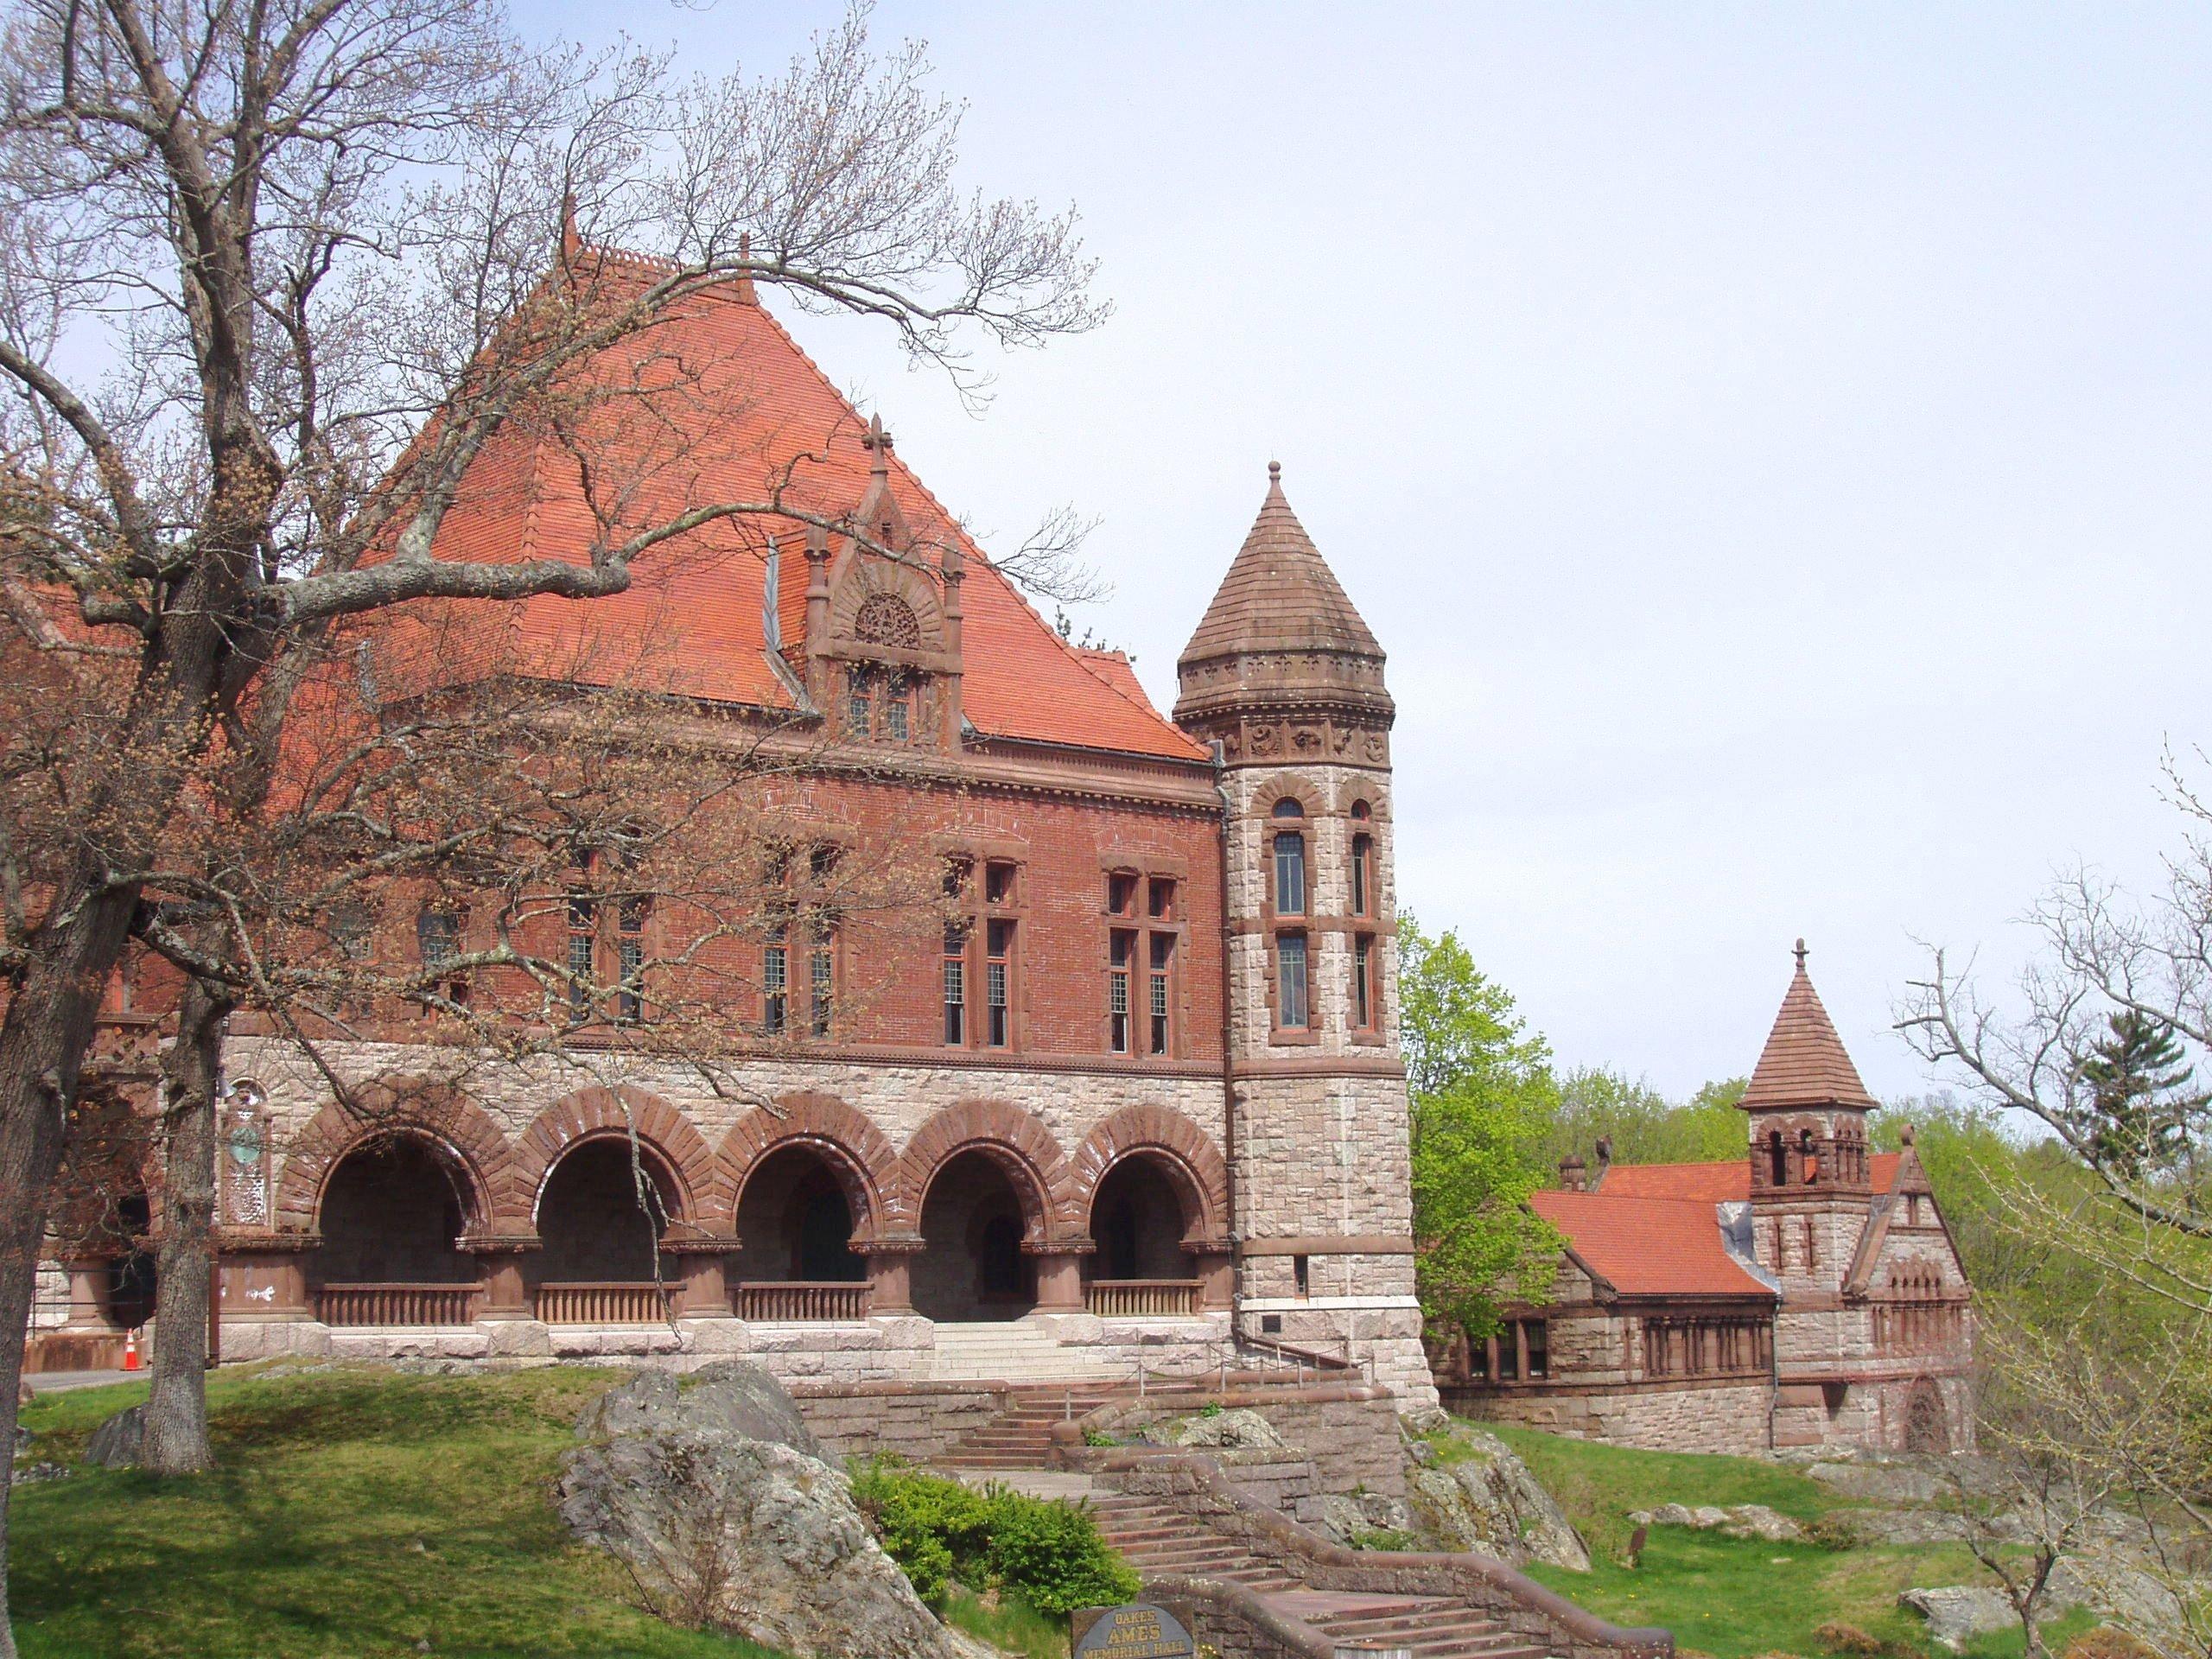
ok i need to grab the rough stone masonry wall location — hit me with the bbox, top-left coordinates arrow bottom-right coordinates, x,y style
788,1380 -> 1007,1461
1467,1378 -> 1772,1456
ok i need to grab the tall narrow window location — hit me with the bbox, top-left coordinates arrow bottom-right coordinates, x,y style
987,918 -> 1013,1047
615,898 -> 645,1024
1107,871 -> 1136,917
942,923 -> 967,1045
808,920 -> 835,1038
1147,876 -> 1175,920
883,671 -> 910,741
763,926 -> 789,1035
1293,1254 -> 1310,1300
566,894 -> 595,1020
1109,929 -> 1135,1053
1276,931 -> 1309,1030
416,907 -> 460,968
1274,830 -> 1306,916
986,861 -> 1016,906
1148,932 -> 1173,1055
1525,1319 -> 1549,1379
1351,833 -> 1374,917
1353,935 -> 1375,1031
845,667 -> 872,737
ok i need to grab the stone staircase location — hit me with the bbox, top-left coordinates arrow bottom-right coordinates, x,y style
930,1385 -> 1571,1659
925,1320 -> 1131,1383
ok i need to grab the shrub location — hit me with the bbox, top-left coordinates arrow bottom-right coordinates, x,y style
849,1458 -> 1139,1618
1348,1527 -> 1419,1552
2064,1631 -> 2161,1659
1814,1623 -> 1886,1656
1083,1427 -> 1120,1447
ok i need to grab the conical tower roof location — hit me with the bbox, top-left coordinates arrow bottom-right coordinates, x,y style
1739,942 -> 1878,1111
1174,463 -> 1392,736
1182,463 -> 1382,663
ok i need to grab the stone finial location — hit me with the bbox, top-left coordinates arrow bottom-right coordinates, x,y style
862,413 -> 893,476
1794,938 -> 1808,972
1901,1122 -> 1916,1147
1559,1152 -> 1587,1192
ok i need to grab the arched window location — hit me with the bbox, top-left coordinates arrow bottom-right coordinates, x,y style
1351,831 -> 1374,917
1272,798 -> 1304,819
1800,1126 -> 1819,1185
1768,1129 -> 1788,1188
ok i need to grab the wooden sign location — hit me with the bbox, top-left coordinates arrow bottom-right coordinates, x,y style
1072,1600 -> 1196,1659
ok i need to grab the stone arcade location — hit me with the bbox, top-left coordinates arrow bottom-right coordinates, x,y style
30,239 -> 1435,1406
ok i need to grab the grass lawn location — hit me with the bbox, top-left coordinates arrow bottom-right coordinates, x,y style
12,1365 -> 789,1659
1457,1421 -> 2099,1659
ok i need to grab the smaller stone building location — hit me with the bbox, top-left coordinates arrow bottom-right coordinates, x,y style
1439,947 -> 1975,1456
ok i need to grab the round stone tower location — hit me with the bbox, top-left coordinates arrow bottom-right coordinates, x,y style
1175,463 -> 1437,1406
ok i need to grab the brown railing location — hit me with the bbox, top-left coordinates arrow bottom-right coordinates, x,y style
317,1283 -> 478,1326
534,1282 -> 677,1325
735,1281 -> 871,1322
1088,1279 -> 1201,1319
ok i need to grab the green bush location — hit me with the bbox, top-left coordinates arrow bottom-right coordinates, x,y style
849,1459 -> 1139,1618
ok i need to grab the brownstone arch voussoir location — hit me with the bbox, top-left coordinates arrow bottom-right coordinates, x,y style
274,1077 -> 513,1233
722,1091 -> 905,1243
512,1085 -> 726,1230
897,1100 -> 1074,1245
1069,1104 -> 1231,1248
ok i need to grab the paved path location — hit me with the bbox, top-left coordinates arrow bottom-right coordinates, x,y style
23,1370 -> 136,1395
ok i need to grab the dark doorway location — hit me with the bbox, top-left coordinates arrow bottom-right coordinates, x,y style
1904,1376 -> 1951,1453
317,1139 -> 473,1285
913,1149 -> 1034,1320
105,1192 -> 158,1328
733,1144 -> 867,1284
1088,1156 -> 1192,1282
536,1138 -> 675,1282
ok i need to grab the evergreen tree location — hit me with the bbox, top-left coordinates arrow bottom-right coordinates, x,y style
2075,1011 -> 2205,1179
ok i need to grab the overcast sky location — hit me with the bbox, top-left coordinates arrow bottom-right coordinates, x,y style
520,1 -> 2212,1101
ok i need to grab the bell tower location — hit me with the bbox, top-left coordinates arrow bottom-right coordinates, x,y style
1175,463 -> 1436,1406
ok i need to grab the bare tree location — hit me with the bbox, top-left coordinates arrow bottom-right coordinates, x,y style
0,0 -> 1100,1645
1901,757 -> 2212,1659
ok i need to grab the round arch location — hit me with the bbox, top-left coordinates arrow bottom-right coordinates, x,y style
1067,1106 -> 1230,1248
274,1078 -> 511,1234
722,1092 -> 902,1244
512,1085 -> 722,1229
895,1100 -> 1071,1245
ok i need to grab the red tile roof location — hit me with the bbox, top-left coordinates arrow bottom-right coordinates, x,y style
1596,1154 -> 1904,1202
1528,1189 -> 1775,1299
1741,952 -> 1878,1110
419,266 -> 1205,762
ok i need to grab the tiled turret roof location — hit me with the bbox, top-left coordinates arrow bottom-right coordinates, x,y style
1740,944 -> 1878,1111
1179,463 -> 1382,664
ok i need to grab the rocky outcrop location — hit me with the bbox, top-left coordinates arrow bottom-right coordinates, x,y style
1168,1409 -> 1285,1452
1901,1586 -> 2018,1649
560,1363 -> 950,1659
1405,1428 -> 1592,1572
1806,1460 -> 1940,1503
1629,1502 -> 1805,1543
85,1403 -> 145,1469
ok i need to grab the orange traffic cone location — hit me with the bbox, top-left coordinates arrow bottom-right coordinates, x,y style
123,1328 -> 141,1372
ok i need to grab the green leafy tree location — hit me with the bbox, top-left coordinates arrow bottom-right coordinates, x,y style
1400,916 -> 1563,1338
1544,1069 -> 1747,1169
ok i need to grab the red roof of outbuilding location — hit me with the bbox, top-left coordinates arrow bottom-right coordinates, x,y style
1528,1189 -> 1775,1299
1595,1154 -> 1904,1203
418,264 -> 1204,762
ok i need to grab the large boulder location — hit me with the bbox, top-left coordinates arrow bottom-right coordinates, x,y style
575,1360 -> 824,1461
1807,1460 -> 1940,1503
561,1363 -> 949,1659
85,1403 -> 145,1469
1630,1502 -> 1805,1543
1407,1428 -> 1591,1572
1900,1586 -> 2018,1649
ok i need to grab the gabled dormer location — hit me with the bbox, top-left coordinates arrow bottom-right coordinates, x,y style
798,416 -> 966,752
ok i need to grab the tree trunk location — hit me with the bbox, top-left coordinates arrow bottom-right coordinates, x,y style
0,879 -> 147,1659
141,981 -> 229,1475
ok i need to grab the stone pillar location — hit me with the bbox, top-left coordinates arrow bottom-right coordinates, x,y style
61,1257 -> 113,1329
463,1235 -> 540,1319
670,1245 -> 736,1319
1195,1249 -> 1234,1312
214,1230 -> 318,1322
1030,1245 -> 1089,1313
864,1236 -> 924,1314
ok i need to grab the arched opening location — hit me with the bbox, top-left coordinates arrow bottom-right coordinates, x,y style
734,1144 -> 868,1293
913,1148 -> 1035,1321
105,1192 -> 158,1330
1904,1376 -> 1951,1453
1768,1129 -> 1788,1188
1084,1154 -> 1203,1319
319,1138 -> 473,1284
535,1137 -> 677,1288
